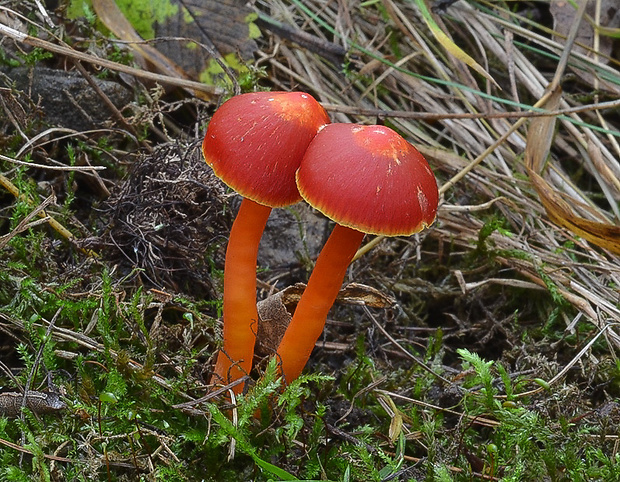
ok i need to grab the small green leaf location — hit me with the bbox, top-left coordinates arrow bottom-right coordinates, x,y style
99,392 -> 118,403
533,378 -> 551,390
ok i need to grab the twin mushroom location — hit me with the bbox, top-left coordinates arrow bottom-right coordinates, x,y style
203,91 -> 438,394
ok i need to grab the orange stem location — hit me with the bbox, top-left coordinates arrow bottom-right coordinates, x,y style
211,198 -> 271,393
276,224 -> 365,384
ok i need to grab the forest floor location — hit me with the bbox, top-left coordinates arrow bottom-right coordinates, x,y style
0,0 -> 619,480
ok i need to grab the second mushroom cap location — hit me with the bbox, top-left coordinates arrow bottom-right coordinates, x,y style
296,123 -> 439,235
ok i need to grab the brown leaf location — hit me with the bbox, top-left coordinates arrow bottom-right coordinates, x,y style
91,0 -> 258,95
528,171 -> 620,254
161,0 -> 259,65
256,289 -> 294,358
525,86 -> 620,254
255,283 -> 395,356
337,283 -> 396,308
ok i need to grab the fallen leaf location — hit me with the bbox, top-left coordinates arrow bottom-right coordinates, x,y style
91,0 -> 259,93
525,86 -> 620,254
528,171 -> 620,254
337,283 -> 396,308
256,289 -> 293,358
255,282 -> 395,356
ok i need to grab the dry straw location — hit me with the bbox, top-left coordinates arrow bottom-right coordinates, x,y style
253,0 -> 620,350
1,0 -> 618,350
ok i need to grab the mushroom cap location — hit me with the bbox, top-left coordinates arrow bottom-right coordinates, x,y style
296,123 -> 439,236
202,91 -> 330,207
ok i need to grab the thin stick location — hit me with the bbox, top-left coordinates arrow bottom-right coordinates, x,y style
0,154 -> 106,171
0,18 -> 222,97
363,306 -> 452,384
321,98 -> 620,122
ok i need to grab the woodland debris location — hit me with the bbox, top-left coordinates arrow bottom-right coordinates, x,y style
0,390 -> 66,417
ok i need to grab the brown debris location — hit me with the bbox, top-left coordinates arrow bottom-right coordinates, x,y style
0,390 -> 66,417
255,282 -> 396,357
100,141 -> 231,297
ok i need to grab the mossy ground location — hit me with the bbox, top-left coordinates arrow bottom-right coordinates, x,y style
0,0 -> 619,480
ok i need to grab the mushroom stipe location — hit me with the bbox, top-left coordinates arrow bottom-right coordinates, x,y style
275,123 -> 439,385
210,198 -> 271,390
276,224 -> 366,384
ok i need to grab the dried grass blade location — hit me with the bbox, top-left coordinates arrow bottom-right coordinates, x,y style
413,0 -> 499,88
525,87 -> 620,254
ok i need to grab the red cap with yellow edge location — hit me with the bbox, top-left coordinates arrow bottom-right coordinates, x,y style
202,91 -> 330,207
296,123 -> 438,236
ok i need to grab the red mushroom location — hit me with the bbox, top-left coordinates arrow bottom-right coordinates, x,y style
275,123 -> 439,384
202,91 -> 330,393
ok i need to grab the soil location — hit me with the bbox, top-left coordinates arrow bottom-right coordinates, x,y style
0,0 -> 619,479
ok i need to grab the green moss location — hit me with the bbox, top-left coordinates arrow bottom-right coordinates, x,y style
183,6 -> 194,24
67,0 -> 178,39
116,0 -> 179,39
199,53 -> 250,89
66,0 -> 94,20
245,13 -> 262,39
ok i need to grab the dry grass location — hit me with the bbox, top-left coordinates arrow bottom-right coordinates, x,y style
250,0 -> 620,349
0,0 -> 619,479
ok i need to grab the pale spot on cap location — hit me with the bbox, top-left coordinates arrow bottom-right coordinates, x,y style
417,186 -> 428,212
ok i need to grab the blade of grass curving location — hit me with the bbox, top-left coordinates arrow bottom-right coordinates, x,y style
412,0 -> 499,88
208,403 -> 299,480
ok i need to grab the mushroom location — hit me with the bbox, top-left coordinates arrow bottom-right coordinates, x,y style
202,91 -> 330,393
275,123 -> 439,384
